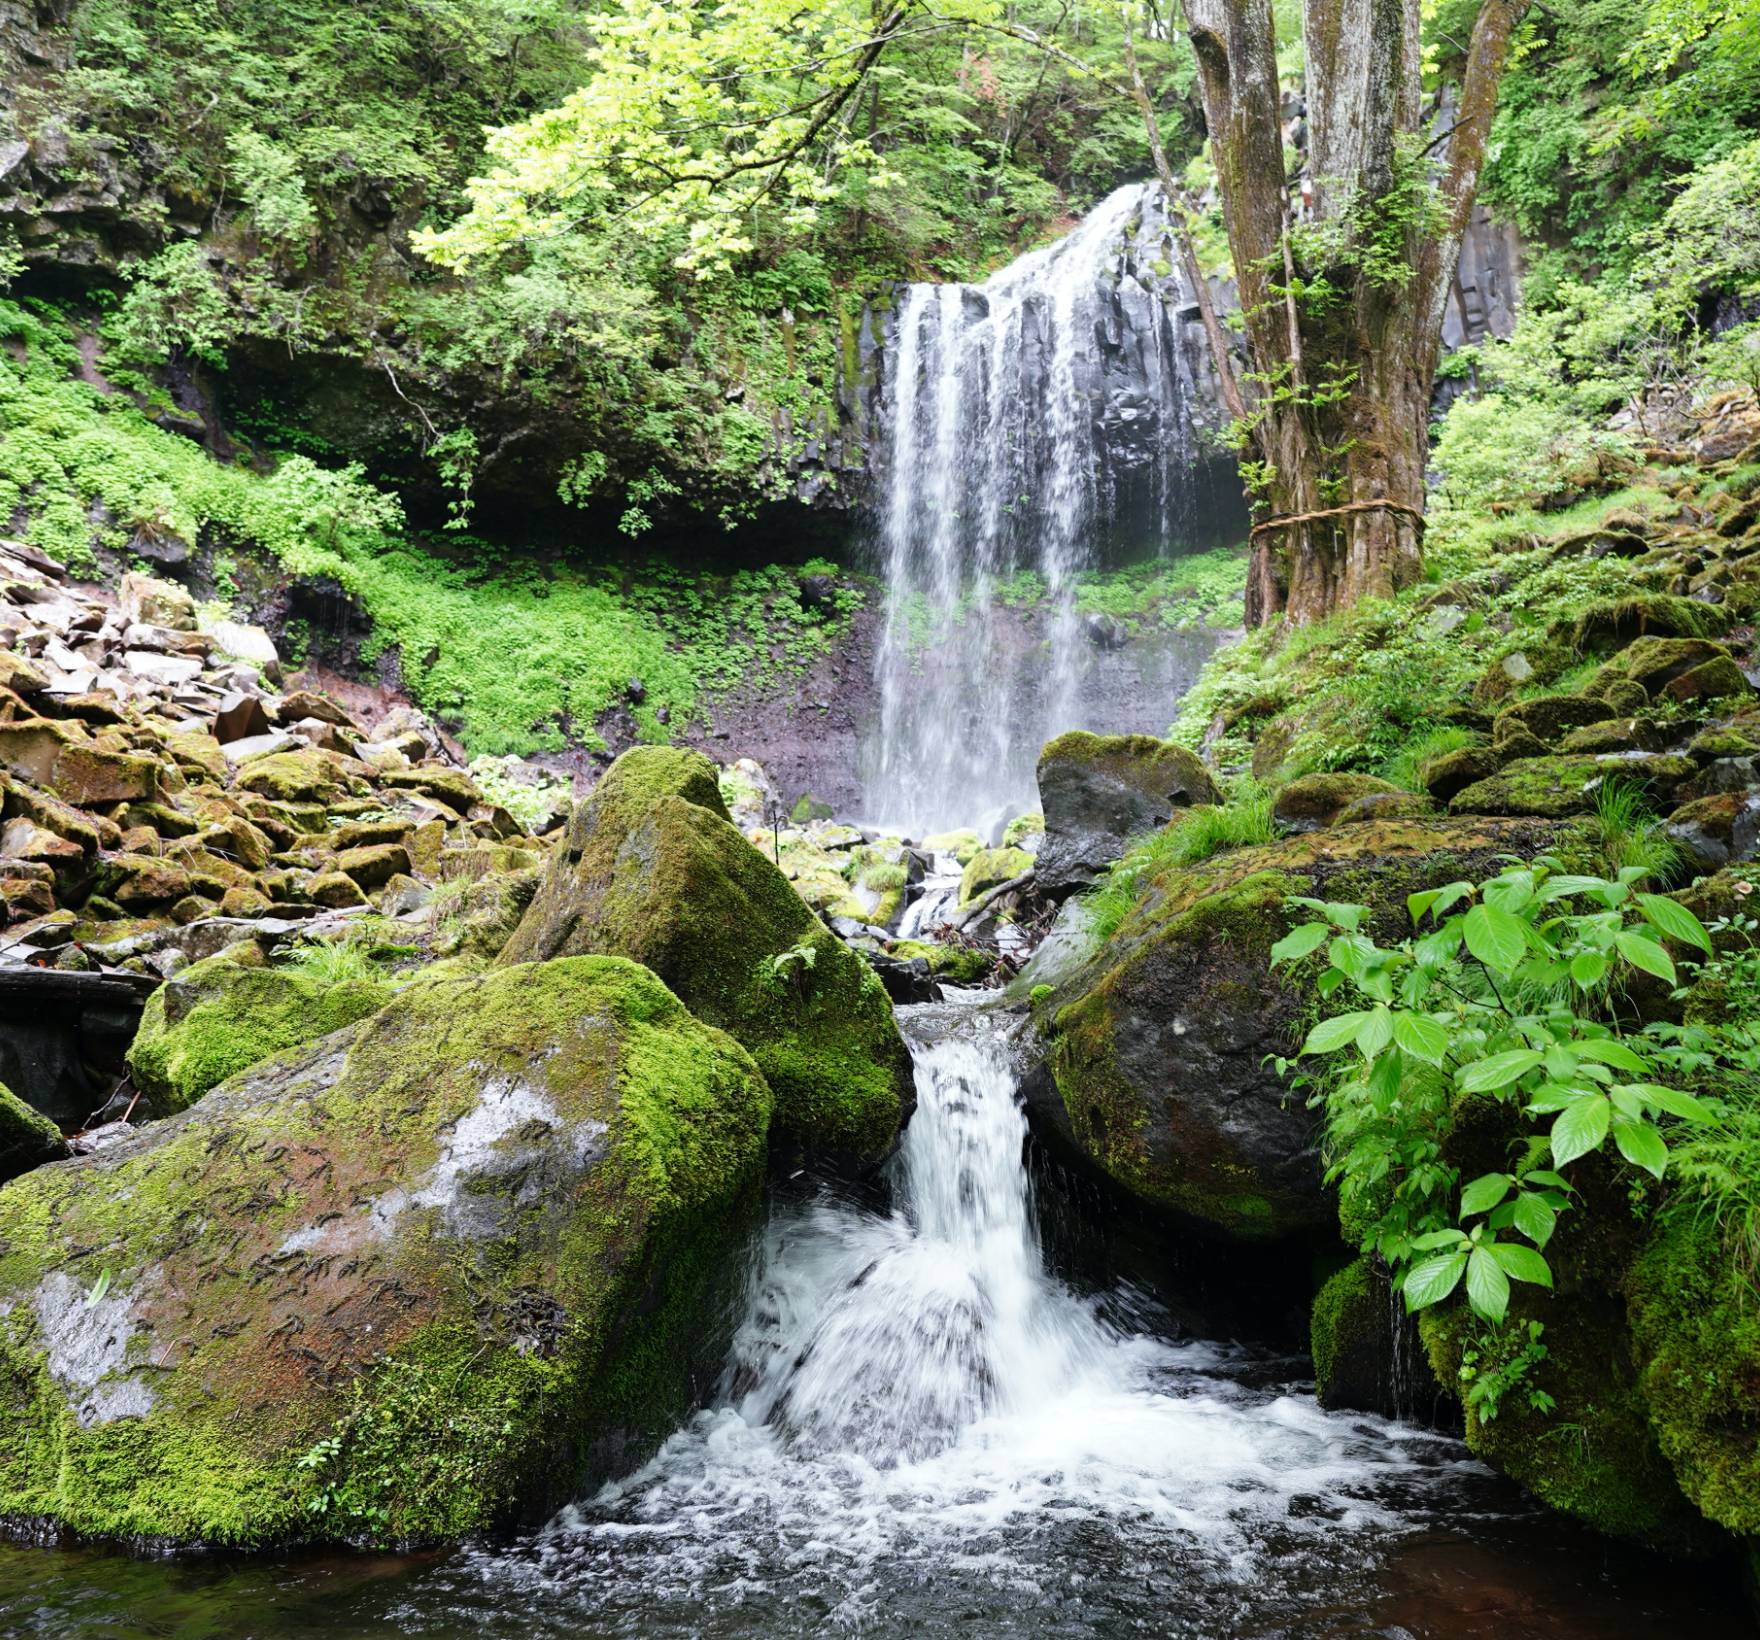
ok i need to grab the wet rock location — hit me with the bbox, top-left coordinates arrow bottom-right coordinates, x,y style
500,746 -> 913,1166
212,691 -> 272,745
1035,731 -> 1219,898
1420,744 -> 1502,802
1028,818 -> 1564,1240
1664,792 -> 1760,873
958,845 -> 1032,907
1451,754 -> 1696,818
1493,694 -> 1613,747
117,572 -> 196,632
0,958 -> 770,1548
867,952 -> 942,1004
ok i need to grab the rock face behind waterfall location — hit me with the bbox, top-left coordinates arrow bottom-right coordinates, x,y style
501,747 -> 913,1165
1035,731 -> 1219,898
0,958 -> 771,1548
1027,817 -> 1567,1238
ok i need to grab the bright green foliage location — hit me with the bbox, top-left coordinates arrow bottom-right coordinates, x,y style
1274,857 -> 1715,1330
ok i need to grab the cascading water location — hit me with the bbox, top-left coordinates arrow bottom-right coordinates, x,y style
862,182 -> 1239,837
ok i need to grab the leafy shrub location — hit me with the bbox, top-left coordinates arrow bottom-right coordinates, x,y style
1275,857 -> 1715,1330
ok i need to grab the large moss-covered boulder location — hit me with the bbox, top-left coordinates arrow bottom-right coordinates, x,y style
127,946 -> 394,1113
1271,772 -> 1399,833
1629,1213 -> 1760,1538
1028,818 -> 1556,1240
0,957 -> 770,1548
1035,731 -> 1219,898
958,845 -> 1032,907
500,747 -> 912,1164
1450,753 -> 1696,818
0,1078 -> 63,1183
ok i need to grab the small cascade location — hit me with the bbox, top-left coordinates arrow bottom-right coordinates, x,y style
862,182 -> 1237,837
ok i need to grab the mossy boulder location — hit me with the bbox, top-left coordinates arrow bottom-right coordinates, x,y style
1492,695 -> 1614,747
1629,1213 -> 1760,1538
1310,1256 -> 1430,1416
0,958 -> 770,1548
127,947 -> 394,1113
1035,731 -> 1219,898
500,747 -> 912,1165
1451,754 -> 1696,818
1660,655 -> 1752,705
1597,636 -> 1735,697
1420,744 -> 1502,802
958,845 -> 1033,908
1664,792 -> 1760,873
234,749 -> 340,804
1029,818 -> 1558,1240
1569,595 -> 1725,652
922,828 -> 983,865
0,1078 -> 64,1183
1271,772 -> 1400,833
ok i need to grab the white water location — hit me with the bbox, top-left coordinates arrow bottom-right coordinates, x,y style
864,183 -> 1221,837
454,999 -> 1468,1635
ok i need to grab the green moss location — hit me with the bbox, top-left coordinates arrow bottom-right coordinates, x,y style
234,749 -> 343,803
888,939 -> 997,985
1002,811 -> 1045,848
0,957 -> 770,1548
1311,1257 -> 1379,1405
500,748 -> 911,1163
1628,1213 -> 1760,1537
0,1079 -> 63,1183
958,845 -> 1032,908
127,948 -> 393,1112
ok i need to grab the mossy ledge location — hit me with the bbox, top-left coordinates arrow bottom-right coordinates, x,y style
0,957 -> 771,1550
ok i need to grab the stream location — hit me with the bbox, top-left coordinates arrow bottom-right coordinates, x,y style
0,997 -> 1748,1637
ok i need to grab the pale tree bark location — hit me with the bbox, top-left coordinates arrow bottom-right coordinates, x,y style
1180,0 -> 1531,625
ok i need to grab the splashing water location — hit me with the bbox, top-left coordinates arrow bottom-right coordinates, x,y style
862,183 -> 1233,837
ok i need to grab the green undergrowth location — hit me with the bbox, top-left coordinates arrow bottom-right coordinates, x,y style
0,295 -> 865,753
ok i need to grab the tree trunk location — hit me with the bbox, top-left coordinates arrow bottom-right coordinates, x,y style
1184,0 -> 1532,626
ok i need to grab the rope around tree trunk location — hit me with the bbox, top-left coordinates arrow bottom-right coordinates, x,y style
1246,497 -> 1427,543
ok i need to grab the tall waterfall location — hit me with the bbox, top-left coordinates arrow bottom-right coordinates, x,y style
862,181 -> 1234,837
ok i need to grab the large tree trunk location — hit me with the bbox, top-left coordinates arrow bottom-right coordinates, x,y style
1183,0 -> 1531,626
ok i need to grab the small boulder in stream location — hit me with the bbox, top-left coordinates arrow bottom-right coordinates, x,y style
0,957 -> 771,1548
1034,731 -> 1219,898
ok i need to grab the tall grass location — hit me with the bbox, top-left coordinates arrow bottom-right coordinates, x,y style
1593,775 -> 1685,885
282,936 -> 378,985
1379,725 -> 1478,794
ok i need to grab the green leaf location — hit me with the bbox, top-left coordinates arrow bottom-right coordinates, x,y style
1569,950 -> 1609,988
1460,1172 -> 1513,1215
1539,874 -> 1612,904
1551,1093 -> 1611,1167
1615,930 -> 1676,985
1511,1191 -> 1558,1247
1465,1247 -> 1511,1324
1612,1115 -> 1669,1179
1303,1011 -> 1373,1055
1635,893 -> 1712,953
1488,1242 -> 1554,1287
1270,922 -> 1330,964
1392,1011 -> 1450,1064
1411,1229 -> 1468,1251
1357,1006 -> 1395,1056
1574,1039 -> 1649,1073
1629,1083 -> 1715,1123
1407,888 -> 1441,926
1458,1049 -> 1544,1093
1464,902 -> 1527,975
1403,1251 -> 1467,1312
85,1268 -> 111,1308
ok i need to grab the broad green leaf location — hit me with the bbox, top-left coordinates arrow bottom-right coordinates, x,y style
1458,1049 -> 1544,1093
1460,1172 -> 1513,1215
1511,1191 -> 1557,1247
1484,870 -> 1536,914
1407,888 -> 1441,926
1411,1229 -> 1468,1252
1270,923 -> 1329,965
1612,1115 -> 1669,1179
1629,1083 -> 1715,1123
1392,1011 -> 1450,1064
1304,1011 -> 1373,1055
1464,902 -> 1527,975
1574,1039 -> 1649,1073
1523,1170 -> 1574,1191
1569,949 -> 1609,989
1635,893 -> 1712,953
85,1268 -> 111,1308
1615,930 -> 1676,985
1357,1006 -> 1395,1056
1488,1242 -> 1554,1287
1465,1246 -> 1511,1324
1403,1251 -> 1467,1312
1550,1093 -> 1611,1166
1539,874 -> 1612,904
1525,1081 -> 1590,1114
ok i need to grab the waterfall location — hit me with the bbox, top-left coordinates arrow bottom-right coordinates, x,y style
862,181 -> 1231,837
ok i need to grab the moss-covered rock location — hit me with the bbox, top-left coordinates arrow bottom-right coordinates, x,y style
1271,772 -> 1400,833
0,957 -> 770,1548
1596,636 -> 1735,697
1420,744 -> 1502,802
1664,792 -> 1760,873
922,829 -> 983,865
1035,731 -> 1219,897
500,747 -> 912,1164
1030,818 -> 1559,1239
1570,595 -> 1725,652
1451,753 -> 1696,818
1493,695 -> 1615,747
958,845 -> 1032,907
127,947 -> 393,1113
1661,655 -> 1752,705
1311,1256 -> 1419,1415
234,749 -> 341,804
1628,1213 -> 1760,1538
0,1078 -> 64,1183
